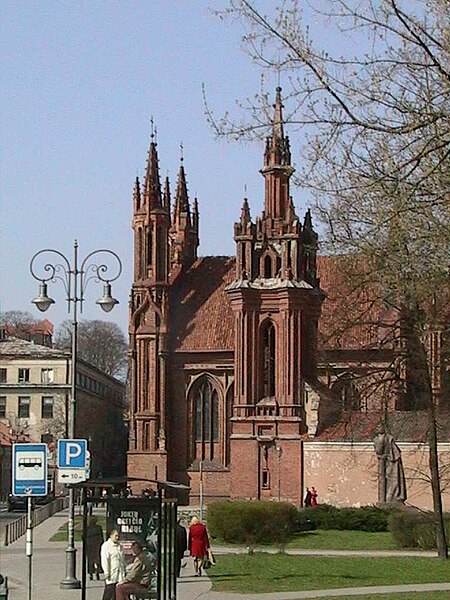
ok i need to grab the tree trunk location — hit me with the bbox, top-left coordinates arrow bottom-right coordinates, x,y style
428,400 -> 448,558
406,309 -> 448,558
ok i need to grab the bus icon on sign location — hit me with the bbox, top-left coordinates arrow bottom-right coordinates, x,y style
15,451 -> 46,481
19,457 -> 43,470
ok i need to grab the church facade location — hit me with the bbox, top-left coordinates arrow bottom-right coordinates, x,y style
127,89 -> 450,508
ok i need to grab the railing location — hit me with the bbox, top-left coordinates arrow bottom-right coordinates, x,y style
3,496 -> 69,546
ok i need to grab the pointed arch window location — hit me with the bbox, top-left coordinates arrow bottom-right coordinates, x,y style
262,321 -> 276,397
264,255 -> 272,278
147,227 -> 153,266
193,379 -> 219,460
156,226 -> 166,281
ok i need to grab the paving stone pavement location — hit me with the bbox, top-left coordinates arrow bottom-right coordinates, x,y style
1,510 -> 449,600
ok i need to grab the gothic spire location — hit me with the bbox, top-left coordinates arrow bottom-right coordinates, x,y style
273,86 -> 284,141
263,86 -> 292,169
174,159 -> 191,226
163,175 -> 171,214
240,198 -> 251,225
192,197 -> 199,234
304,208 -> 313,230
261,88 -> 294,221
133,176 -> 141,212
143,127 -> 162,209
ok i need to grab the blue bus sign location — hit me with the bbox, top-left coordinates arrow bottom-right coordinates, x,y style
13,443 -> 48,496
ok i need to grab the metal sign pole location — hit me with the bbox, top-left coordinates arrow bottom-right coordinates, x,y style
26,495 -> 33,600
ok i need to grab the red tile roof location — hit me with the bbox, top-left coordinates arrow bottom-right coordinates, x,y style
169,255 -> 396,353
169,257 -> 236,351
317,255 -> 395,350
5,319 -> 54,336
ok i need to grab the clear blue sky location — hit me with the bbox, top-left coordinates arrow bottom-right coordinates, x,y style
0,1 -> 329,334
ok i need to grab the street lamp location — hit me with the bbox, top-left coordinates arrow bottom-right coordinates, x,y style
30,239 -> 122,589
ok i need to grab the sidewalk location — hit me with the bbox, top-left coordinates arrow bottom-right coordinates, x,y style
1,510 -> 449,600
0,511 -> 210,600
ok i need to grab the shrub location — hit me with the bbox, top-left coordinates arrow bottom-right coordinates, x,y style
207,500 -> 298,545
389,511 -> 450,549
296,505 -> 391,532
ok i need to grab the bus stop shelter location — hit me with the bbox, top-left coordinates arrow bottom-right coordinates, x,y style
73,477 -> 189,600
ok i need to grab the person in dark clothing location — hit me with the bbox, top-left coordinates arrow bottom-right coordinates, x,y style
84,515 -> 104,580
175,519 -> 188,577
304,487 -> 312,508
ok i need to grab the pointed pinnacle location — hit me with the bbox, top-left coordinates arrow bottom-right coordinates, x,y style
272,86 -> 284,140
144,140 -> 162,208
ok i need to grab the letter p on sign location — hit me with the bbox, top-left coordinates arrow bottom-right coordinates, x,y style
66,442 -> 82,465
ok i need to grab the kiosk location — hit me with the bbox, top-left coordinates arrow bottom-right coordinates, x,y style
73,477 -> 188,600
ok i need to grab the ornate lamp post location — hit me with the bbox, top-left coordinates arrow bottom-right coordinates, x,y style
30,240 -> 122,589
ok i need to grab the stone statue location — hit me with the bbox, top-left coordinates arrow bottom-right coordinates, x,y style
373,432 -> 407,503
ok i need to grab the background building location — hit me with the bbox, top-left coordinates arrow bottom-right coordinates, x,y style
0,336 -> 127,482
127,90 -> 449,509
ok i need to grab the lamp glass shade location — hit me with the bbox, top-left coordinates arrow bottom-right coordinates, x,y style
32,283 -> 55,312
96,283 -> 119,313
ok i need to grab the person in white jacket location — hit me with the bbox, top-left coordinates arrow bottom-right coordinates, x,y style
100,529 -> 126,600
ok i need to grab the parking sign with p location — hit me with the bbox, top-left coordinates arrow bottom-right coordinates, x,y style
57,439 -> 88,469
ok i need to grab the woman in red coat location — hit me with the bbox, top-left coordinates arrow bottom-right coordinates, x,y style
188,516 -> 210,576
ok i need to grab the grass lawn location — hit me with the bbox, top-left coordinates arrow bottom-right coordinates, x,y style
317,594 -> 450,600
285,529 -> 397,551
208,554 -> 450,594
50,515 -> 106,542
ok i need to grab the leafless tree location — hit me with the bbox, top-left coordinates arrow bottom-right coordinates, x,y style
0,310 -> 36,330
55,320 -> 128,380
211,0 -> 449,557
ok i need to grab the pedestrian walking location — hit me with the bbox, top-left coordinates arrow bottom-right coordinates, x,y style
84,515 -> 104,580
100,529 -> 126,600
310,486 -> 318,507
175,518 -> 188,577
188,516 -> 210,577
115,541 -> 154,600
304,487 -> 312,508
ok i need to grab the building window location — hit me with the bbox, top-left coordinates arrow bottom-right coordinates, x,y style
0,368 -> 6,383
264,255 -> 272,278
193,379 -> 219,460
143,421 -> 151,450
18,396 -> 30,418
41,368 -> 54,383
262,321 -> 276,397
0,396 -> 6,418
333,374 -> 361,411
261,469 -> 270,489
18,368 -> 30,383
41,396 -> 54,419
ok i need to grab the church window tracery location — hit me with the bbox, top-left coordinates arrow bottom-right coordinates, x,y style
193,379 -> 219,460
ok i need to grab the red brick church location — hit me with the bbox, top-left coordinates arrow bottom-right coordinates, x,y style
127,89 -> 450,509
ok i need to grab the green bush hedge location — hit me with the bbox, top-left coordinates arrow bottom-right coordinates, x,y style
207,500 -> 298,545
388,511 -> 450,549
296,505 -> 390,532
